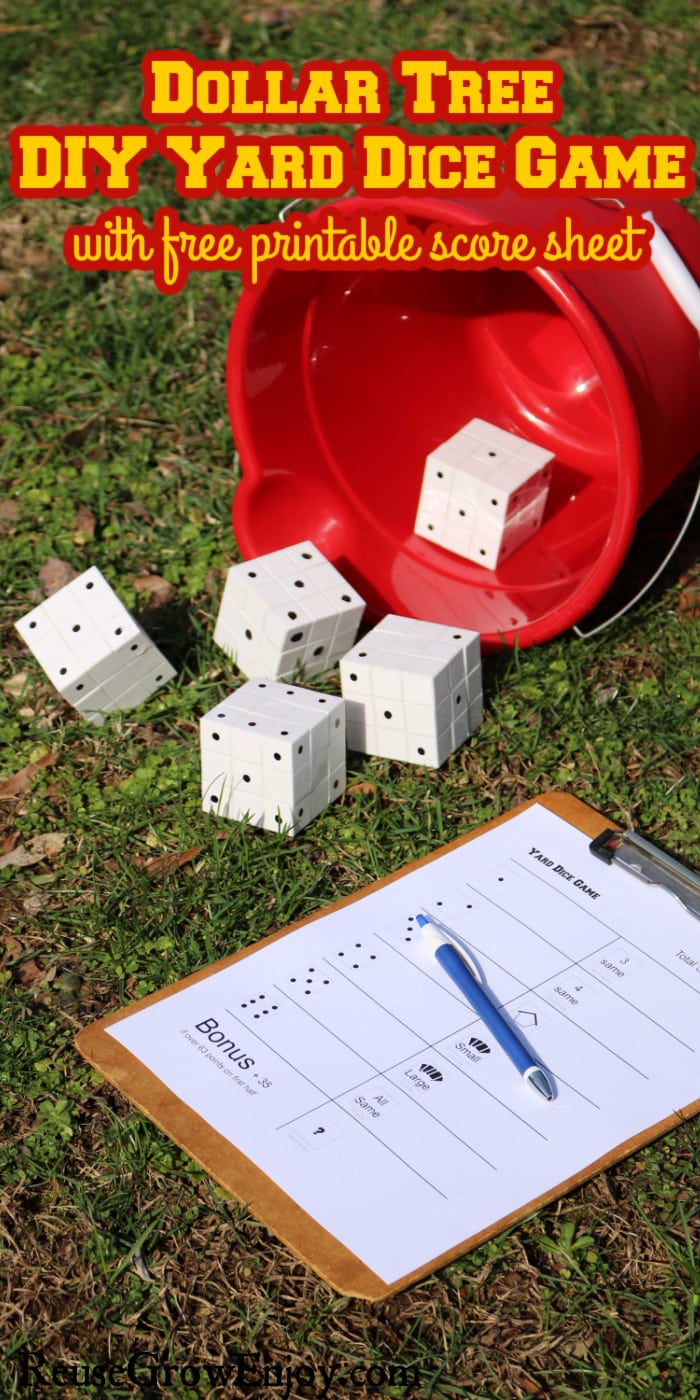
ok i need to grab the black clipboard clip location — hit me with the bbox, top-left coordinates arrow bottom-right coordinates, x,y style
590,828 -> 700,921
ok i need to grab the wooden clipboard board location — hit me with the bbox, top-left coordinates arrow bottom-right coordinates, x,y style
75,792 -> 700,1299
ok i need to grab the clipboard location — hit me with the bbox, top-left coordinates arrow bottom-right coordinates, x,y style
76,793 -> 700,1299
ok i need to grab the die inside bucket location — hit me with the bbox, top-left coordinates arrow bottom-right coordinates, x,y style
227,195 -> 700,647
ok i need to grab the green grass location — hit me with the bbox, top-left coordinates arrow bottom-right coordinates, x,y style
1,2 -> 700,1398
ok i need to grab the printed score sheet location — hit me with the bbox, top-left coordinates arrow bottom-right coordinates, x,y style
101,803 -> 700,1288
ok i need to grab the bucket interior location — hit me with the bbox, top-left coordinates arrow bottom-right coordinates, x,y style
234,263 -> 638,643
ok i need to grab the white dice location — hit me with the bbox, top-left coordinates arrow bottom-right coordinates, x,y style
214,540 -> 365,680
14,566 -> 175,724
340,616 -> 482,767
414,418 -> 553,569
200,679 -> 346,834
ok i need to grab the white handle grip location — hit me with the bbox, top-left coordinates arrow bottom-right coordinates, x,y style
643,210 -> 700,336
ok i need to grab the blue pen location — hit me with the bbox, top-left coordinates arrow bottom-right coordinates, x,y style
416,911 -> 555,1102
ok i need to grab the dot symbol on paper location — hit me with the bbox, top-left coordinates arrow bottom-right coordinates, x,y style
240,995 -> 280,1019
288,967 -> 334,996
336,942 -> 379,970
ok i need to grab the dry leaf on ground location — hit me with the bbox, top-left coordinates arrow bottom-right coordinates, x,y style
132,574 -> 174,607
0,752 -> 58,798
38,557 -> 79,595
0,831 -> 68,870
3,672 -> 31,700
72,504 -> 97,543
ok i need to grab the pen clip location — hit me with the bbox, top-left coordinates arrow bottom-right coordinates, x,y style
420,909 -> 484,982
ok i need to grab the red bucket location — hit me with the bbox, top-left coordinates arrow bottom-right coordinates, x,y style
227,192 -> 700,647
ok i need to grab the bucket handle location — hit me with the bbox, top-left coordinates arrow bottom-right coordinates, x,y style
577,199 -> 700,637
572,470 -> 700,639
589,197 -> 700,334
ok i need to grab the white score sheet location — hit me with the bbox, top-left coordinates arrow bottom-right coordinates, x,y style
108,804 -> 700,1284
